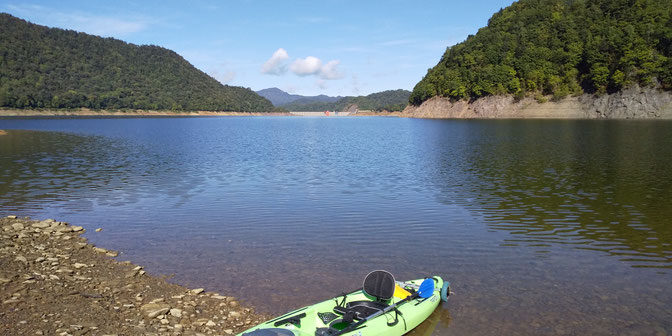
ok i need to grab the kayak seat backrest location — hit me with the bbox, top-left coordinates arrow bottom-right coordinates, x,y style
332,271 -> 396,320
362,270 -> 395,300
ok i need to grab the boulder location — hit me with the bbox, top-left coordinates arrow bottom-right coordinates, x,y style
140,303 -> 171,319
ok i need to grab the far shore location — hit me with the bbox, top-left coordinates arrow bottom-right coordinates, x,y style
0,108 -> 412,118
0,108 -> 291,117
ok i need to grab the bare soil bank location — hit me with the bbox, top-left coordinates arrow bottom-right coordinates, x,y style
0,109 -> 289,117
0,216 -> 268,335
403,86 -> 672,119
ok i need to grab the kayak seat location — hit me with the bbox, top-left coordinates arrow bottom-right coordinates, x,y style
333,270 -> 396,320
333,300 -> 388,320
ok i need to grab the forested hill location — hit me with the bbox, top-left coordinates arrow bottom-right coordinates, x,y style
282,89 -> 411,112
0,14 -> 274,112
410,0 -> 672,106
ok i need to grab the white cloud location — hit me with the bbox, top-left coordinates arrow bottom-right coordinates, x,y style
317,80 -> 327,90
290,56 -> 344,80
290,56 -> 323,76
263,50 -> 345,80
319,60 -> 344,80
261,48 -> 289,75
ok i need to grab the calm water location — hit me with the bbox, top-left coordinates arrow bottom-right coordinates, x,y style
1,117 -> 671,335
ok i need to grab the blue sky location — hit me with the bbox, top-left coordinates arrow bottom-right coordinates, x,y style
2,0 -> 515,96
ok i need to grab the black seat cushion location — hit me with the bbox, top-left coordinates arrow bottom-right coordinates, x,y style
363,270 -> 395,300
333,301 -> 388,320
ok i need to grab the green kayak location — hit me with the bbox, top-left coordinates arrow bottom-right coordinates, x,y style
238,271 -> 450,336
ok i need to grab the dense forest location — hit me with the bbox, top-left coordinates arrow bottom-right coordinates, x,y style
283,90 -> 411,112
0,14 -> 275,112
410,0 -> 672,105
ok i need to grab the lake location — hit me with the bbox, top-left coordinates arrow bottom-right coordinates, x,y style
1,116 -> 670,335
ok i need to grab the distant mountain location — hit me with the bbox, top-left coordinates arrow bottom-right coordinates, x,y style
0,13 -> 275,112
282,89 -> 411,112
256,88 -> 342,106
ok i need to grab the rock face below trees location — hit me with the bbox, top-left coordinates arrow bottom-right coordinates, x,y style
0,216 -> 267,335
403,86 -> 672,119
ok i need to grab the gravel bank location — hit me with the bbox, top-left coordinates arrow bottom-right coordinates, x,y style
0,216 -> 268,336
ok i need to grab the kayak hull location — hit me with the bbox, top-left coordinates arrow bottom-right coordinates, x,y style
238,276 -> 447,336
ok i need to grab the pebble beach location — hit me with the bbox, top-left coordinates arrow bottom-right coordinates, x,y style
0,216 -> 267,336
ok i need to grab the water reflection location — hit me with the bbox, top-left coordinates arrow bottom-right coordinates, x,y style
429,120 -> 672,268
0,129 -> 205,213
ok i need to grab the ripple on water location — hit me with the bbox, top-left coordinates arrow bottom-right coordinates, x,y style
1,118 -> 671,334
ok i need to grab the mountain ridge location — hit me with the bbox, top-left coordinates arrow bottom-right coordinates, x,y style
256,88 -> 342,106
257,88 -> 411,112
0,13 -> 275,112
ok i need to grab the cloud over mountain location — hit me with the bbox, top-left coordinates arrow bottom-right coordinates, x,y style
261,48 -> 289,75
290,56 -> 322,76
263,49 -> 344,81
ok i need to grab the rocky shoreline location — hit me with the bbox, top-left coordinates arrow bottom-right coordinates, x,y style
0,216 -> 267,336
402,86 -> 672,119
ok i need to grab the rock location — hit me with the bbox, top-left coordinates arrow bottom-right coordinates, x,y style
11,223 -> 24,230
70,226 -> 84,232
92,247 -> 107,254
73,263 -> 88,269
95,228 -> 102,232
223,329 -> 233,334
211,295 -> 228,300
169,308 -> 183,318
140,303 -> 171,319
3,299 -> 22,304
229,311 -> 241,318
192,318 -> 209,327
190,288 -> 205,295
0,277 -> 10,284
32,222 -> 51,229
35,257 -> 46,263
228,301 -> 239,308
7,215 -> 18,219
15,255 -> 28,263
205,320 -> 216,327
174,324 -> 183,331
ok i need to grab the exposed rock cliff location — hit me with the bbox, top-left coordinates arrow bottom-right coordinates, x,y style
404,86 -> 672,119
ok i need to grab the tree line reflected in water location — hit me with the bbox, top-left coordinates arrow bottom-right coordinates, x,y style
429,120 -> 672,269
